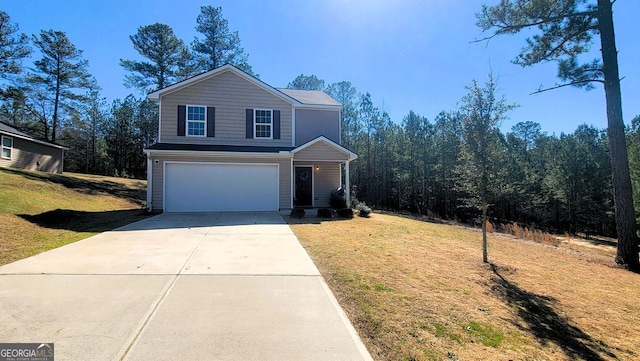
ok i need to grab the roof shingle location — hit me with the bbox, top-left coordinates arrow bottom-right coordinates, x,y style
276,89 -> 341,106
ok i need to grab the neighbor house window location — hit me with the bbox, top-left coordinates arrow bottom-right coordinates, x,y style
254,109 -> 272,139
1,136 -> 12,159
187,105 -> 206,136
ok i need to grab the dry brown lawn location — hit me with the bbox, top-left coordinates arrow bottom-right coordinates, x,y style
288,212 -> 640,361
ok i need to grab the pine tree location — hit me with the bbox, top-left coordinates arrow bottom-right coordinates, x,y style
28,30 -> 93,143
326,81 -> 359,148
287,74 -> 325,91
0,11 -> 31,80
120,23 -> 189,92
192,6 -> 254,75
626,115 -> 640,227
476,0 -> 639,270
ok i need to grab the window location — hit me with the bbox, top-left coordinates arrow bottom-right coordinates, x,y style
1,136 -> 12,159
187,105 -> 206,136
254,109 -> 272,139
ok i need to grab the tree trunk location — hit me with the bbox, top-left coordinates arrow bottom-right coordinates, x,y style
52,60 -> 61,143
482,203 -> 488,263
598,0 -> 639,270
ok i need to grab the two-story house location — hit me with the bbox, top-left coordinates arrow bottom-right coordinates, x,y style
144,64 -> 357,212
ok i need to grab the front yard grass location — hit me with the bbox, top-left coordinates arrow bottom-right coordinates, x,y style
0,168 -> 149,266
288,213 -> 640,361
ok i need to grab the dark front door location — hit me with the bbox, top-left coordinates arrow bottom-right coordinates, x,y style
295,167 -> 313,207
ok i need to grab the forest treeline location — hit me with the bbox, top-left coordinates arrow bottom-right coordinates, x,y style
323,78 -> 640,238
1,6 -> 639,239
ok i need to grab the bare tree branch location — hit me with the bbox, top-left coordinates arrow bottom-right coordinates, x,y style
529,79 -> 604,95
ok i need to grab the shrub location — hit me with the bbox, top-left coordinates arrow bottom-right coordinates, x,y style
499,221 -> 560,246
290,207 -> 305,218
330,187 -> 347,209
317,208 -> 333,218
337,208 -> 354,219
356,204 -> 372,218
485,219 -> 494,232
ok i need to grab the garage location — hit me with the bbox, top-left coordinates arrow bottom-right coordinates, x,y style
164,162 -> 279,212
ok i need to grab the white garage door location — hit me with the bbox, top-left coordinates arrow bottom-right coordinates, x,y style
164,163 -> 279,212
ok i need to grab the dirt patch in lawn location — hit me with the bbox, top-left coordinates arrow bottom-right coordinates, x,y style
288,213 -> 640,361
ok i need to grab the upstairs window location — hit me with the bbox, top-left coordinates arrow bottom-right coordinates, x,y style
254,109 -> 272,139
187,105 -> 206,136
1,136 -> 12,159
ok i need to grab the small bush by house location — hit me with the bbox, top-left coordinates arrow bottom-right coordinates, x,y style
290,207 -> 305,218
330,187 -> 347,209
317,208 -> 333,218
357,204 -> 372,218
338,208 -> 354,219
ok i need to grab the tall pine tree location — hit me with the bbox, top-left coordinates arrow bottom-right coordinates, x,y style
476,0 -> 639,270
120,23 -> 189,91
28,30 -> 93,143
192,6 -> 254,75
0,11 -> 31,80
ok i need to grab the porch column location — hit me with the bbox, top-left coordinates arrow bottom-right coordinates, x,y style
290,158 -> 294,209
345,160 -> 351,207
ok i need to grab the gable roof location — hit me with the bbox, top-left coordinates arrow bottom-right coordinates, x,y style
276,89 -> 341,106
0,122 -> 67,150
291,136 -> 357,161
0,121 -> 32,138
147,64 -> 341,110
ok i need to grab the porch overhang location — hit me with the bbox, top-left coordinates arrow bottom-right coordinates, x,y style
290,136 -> 357,162
290,136 -> 357,207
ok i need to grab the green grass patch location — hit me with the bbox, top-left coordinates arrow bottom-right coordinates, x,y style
465,321 -> 504,347
0,168 -> 148,265
434,322 -> 462,343
374,283 -> 394,292
434,322 -> 447,337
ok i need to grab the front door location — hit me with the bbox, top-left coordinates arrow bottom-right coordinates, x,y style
295,167 -> 313,207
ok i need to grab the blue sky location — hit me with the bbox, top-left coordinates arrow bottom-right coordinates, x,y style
4,0 -> 639,135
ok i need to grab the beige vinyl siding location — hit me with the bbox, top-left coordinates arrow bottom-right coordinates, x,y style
294,142 -> 349,162
296,162 -> 340,208
160,71 -> 292,146
149,153 -> 292,212
295,109 -> 340,146
0,136 -> 63,173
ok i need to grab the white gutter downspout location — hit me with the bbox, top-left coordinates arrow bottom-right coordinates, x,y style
146,153 -> 153,211
157,97 -> 162,142
345,160 -> 351,207
291,106 -> 296,147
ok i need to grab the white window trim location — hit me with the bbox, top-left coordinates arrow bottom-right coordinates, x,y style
254,108 -> 273,140
1,135 -> 12,160
186,104 -> 207,137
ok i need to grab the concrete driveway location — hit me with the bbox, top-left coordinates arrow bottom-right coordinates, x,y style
0,212 -> 373,361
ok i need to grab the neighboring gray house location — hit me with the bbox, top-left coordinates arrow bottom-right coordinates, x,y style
144,64 -> 357,212
0,122 -> 66,174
